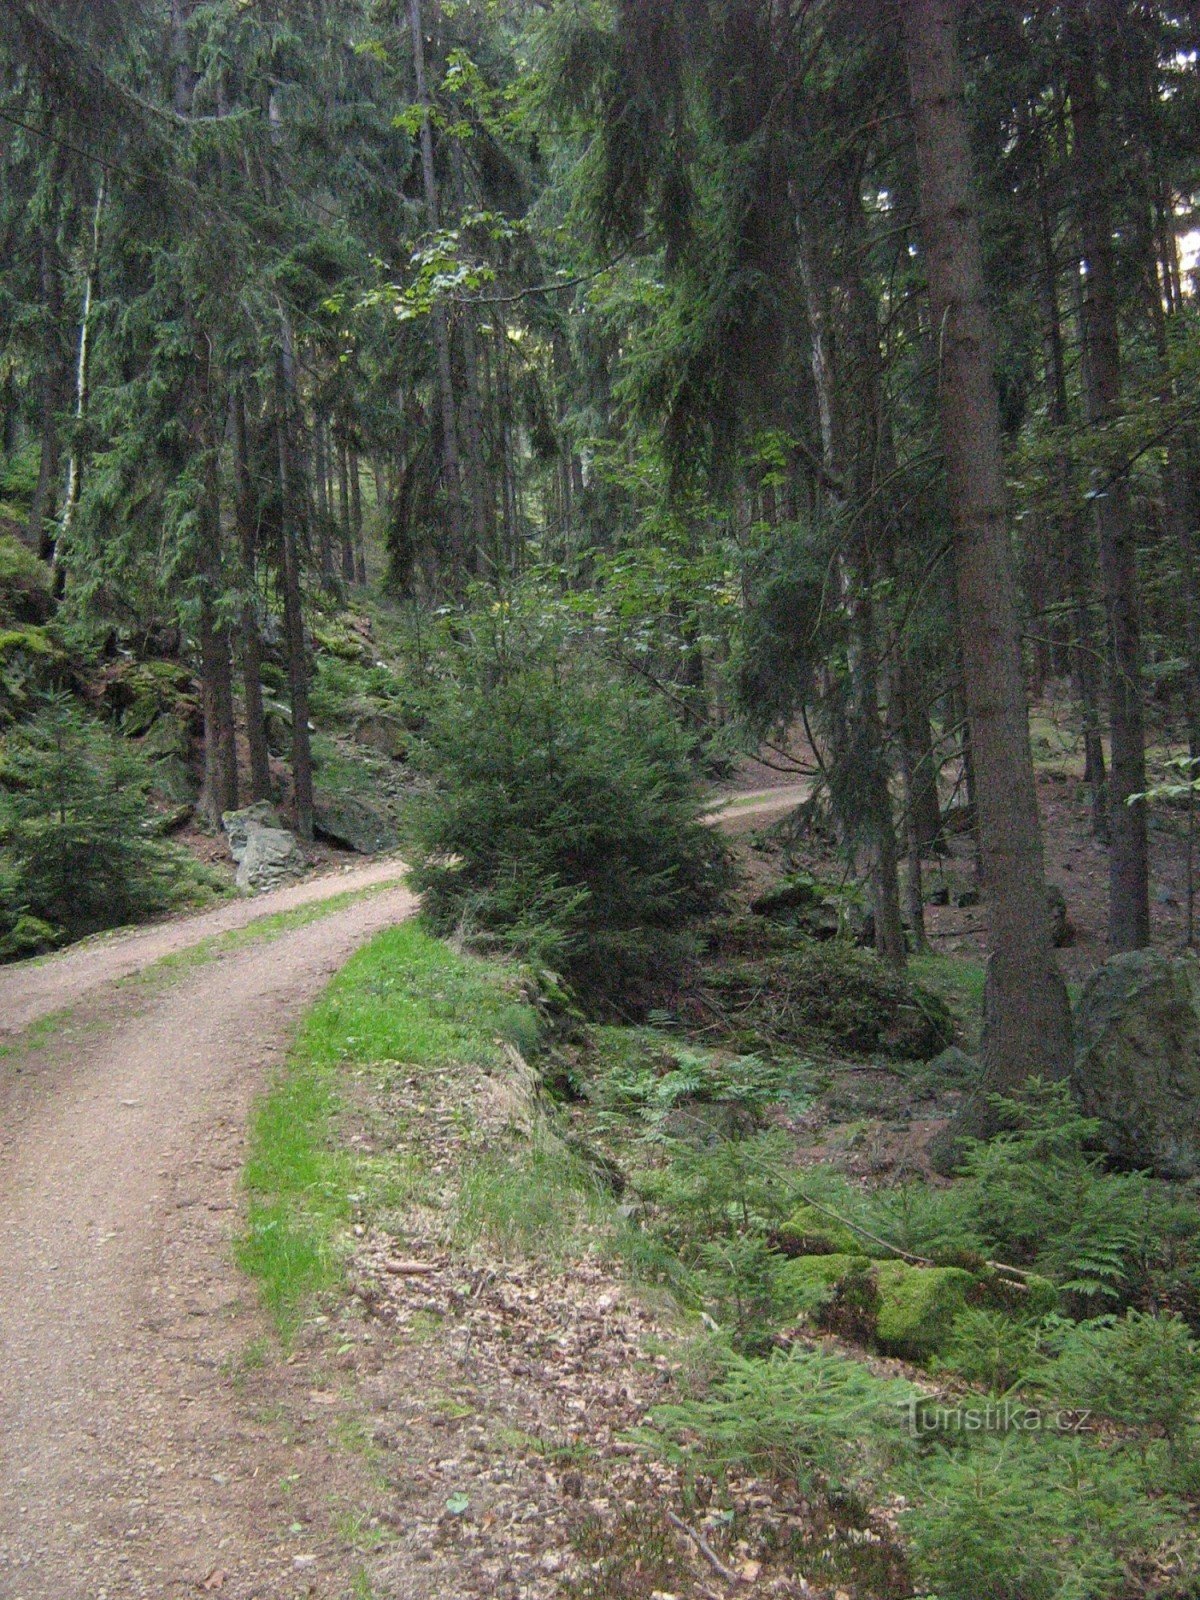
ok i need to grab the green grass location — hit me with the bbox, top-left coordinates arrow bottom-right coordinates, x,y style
236,920 -> 550,1336
0,1004 -> 74,1060
454,1130 -> 610,1260
909,952 -> 986,1048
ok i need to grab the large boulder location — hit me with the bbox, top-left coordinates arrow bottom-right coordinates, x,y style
352,712 -> 408,761
313,793 -> 398,856
235,826 -> 305,893
222,802 -> 284,863
1072,950 -> 1200,1178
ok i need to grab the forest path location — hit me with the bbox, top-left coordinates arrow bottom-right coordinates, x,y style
0,854 -> 414,1037
0,870 -> 418,1599
706,781 -> 812,831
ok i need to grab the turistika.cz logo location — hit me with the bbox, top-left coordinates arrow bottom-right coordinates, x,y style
904,1398 -> 1093,1436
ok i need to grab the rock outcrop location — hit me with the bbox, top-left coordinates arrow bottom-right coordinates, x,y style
222,802 -> 304,893
1072,950 -> 1200,1179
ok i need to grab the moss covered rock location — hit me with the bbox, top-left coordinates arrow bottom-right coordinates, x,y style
778,1252 -> 870,1311
777,1202 -> 873,1258
0,536 -> 53,625
698,918 -> 954,1060
0,624 -> 67,722
872,1260 -> 978,1359
778,1251 -> 1059,1363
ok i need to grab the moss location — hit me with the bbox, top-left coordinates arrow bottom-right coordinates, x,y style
777,1252 -> 870,1315
109,659 -> 199,738
778,1251 -> 1050,1364
0,536 -> 52,626
0,624 -> 56,658
0,912 -> 61,961
0,625 -> 67,723
778,1202 -> 873,1258
873,1260 -> 978,1360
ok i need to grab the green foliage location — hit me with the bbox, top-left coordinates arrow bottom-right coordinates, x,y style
955,1081 -> 1200,1313
643,1345 -> 914,1493
0,695 -> 218,950
455,1131 -> 611,1262
901,1435 -> 1181,1600
410,597 -> 732,1009
1046,1311 -> 1200,1459
0,535 -> 51,621
582,1026 -> 811,1140
938,1307 -> 1046,1395
631,1128 -> 795,1248
0,446 -> 40,508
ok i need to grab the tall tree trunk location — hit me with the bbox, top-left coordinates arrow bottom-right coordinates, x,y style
233,389 -> 273,802
1035,117 -> 1108,840
26,150 -> 66,556
278,315 -> 314,841
350,450 -> 367,584
196,386 -> 238,824
313,417 -> 338,590
1067,21 -> 1150,951
54,175 -> 105,590
796,210 -> 906,968
338,436 -> 356,583
902,0 -> 1071,1117
407,0 -> 465,586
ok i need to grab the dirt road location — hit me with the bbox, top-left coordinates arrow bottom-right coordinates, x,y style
0,864 -> 417,1598
0,856 -> 413,1038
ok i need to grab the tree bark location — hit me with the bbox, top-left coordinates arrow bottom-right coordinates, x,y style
1066,20 -> 1150,951
350,450 -> 367,584
54,175 -> 105,589
902,0 -> 1071,1112
796,209 -> 906,968
278,315 -> 314,841
407,0 -> 465,586
26,181 -> 65,557
233,389 -> 273,802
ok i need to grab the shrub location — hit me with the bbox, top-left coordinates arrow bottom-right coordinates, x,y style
644,1344 -> 914,1493
410,600 -> 732,1009
1046,1311 -> 1200,1462
902,1434 -> 1181,1600
0,695 -> 213,948
956,1081 -> 1200,1315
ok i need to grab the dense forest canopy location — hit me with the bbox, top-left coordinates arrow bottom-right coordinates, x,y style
1,0 -> 1200,1093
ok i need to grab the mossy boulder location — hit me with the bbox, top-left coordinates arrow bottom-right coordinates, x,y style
0,536 -> 53,625
698,919 -> 954,1060
1072,950 -> 1200,1178
777,1202 -> 874,1258
779,1252 -> 1058,1362
313,793 -> 399,855
0,624 -> 67,722
778,1252 -> 869,1312
100,658 -> 200,738
353,711 -> 408,761
872,1260 -> 979,1360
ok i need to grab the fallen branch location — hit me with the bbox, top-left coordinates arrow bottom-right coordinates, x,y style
790,1191 -> 1039,1288
666,1507 -> 745,1586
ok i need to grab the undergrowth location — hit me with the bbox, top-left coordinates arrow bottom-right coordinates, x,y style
241,921 -> 1200,1595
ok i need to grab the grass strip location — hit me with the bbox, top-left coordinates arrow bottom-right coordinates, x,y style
236,919 -> 547,1338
